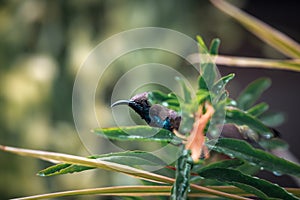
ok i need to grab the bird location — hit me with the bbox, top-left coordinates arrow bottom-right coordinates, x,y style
111,92 -> 181,131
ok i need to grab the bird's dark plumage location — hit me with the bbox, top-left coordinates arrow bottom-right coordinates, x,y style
111,92 -> 181,131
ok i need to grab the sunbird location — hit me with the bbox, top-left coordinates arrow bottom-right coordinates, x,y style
111,92 -> 181,131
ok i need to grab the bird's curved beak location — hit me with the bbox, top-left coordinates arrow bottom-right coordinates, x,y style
111,100 -> 132,108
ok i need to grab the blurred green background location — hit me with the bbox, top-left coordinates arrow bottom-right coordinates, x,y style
0,0 -> 299,199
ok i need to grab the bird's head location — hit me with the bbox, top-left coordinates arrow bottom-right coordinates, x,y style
111,92 -> 151,123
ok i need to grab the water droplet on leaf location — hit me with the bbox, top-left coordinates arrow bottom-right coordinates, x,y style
210,129 -> 220,138
229,100 -> 237,106
227,153 -> 234,158
162,102 -> 168,107
263,133 -> 273,139
273,171 -> 282,176
38,173 -> 45,177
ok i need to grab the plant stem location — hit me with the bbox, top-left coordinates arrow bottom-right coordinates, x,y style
171,148 -> 192,199
210,0 -> 300,58
188,54 -> 300,72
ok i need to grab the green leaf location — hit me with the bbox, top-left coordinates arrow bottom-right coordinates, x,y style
196,37 -> 218,91
246,102 -> 269,117
38,163 -> 74,176
171,149 -> 192,200
259,138 -> 289,150
196,35 -> 208,52
212,73 -> 235,95
199,168 -> 298,200
236,162 -> 260,176
198,73 -> 207,91
198,62 -> 217,91
148,90 -> 170,102
148,91 -> 180,111
38,163 -> 92,177
225,107 -> 273,138
196,159 -> 244,174
237,78 -> 271,110
210,0 -> 300,58
209,38 -> 221,55
196,89 -> 210,104
93,126 -> 181,144
207,138 -> 300,178
148,91 -> 178,103
213,90 -> 229,105
92,151 -> 168,166
259,112 -> 285,127
233,183 -> 270,200
38,151 -> 167,176
175,76 -> 192,103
